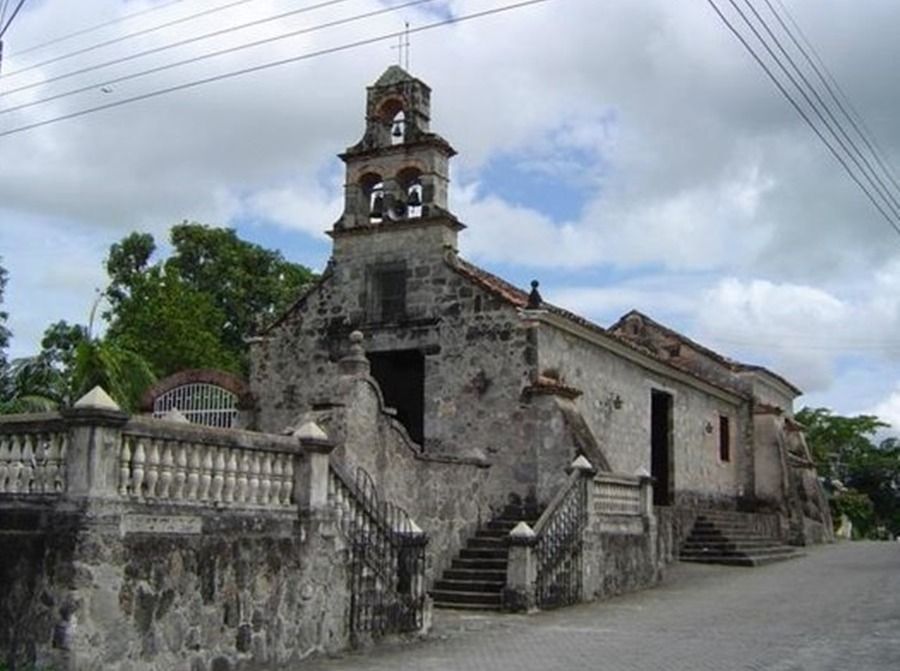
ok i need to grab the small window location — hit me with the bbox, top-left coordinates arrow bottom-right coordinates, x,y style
369,265 -> 407,322
719,415 -> 730,462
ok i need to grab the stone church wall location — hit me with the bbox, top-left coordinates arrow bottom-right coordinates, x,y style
534,323 -> 752,508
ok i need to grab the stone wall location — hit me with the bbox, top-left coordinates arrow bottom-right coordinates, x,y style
534,319 -> 752,506
0,503 -> 347,671
250,237 -> 535,472
0,391 -> 379,671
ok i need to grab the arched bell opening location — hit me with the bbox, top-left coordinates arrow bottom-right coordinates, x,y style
378,98 -> 406,145
359,172 -> 385,223
396,166 -> 424,219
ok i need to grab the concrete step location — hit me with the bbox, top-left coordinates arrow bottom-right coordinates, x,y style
459,547 -> 508,561
453,558 -> 507,572
430,589 -> 502,606
468,537 -> 507,549
443,568 -> 507,582
434,579 -> 505,593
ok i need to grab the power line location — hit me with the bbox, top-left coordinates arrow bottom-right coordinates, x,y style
0,0 -> 262,80
0,0 -> 360,100
704,0 -> 900,239
9,0 -> 190,58
0,0 -> 26,38
734,0 -> 900,221
0,0 -> 553,140
768,0 -> 900,195
0,0 -> 436,117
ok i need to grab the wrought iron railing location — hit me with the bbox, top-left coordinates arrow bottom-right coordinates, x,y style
533,471 -> 589,609
327,463 -> 426,640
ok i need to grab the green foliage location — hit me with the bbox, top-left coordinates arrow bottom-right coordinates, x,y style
103,222 -> 313,377
0,259 -> 11,371
70,338 -> 156,412
797,406 -> 900,539
105,266 -> 240,376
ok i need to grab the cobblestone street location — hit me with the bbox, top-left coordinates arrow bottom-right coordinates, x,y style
302,542 -> 900,671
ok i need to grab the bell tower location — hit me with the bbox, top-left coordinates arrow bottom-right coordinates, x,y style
333,66 -> 460,233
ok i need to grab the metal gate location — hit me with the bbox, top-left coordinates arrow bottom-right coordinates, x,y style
328,465 -> 427,640
152,382 -> 238,428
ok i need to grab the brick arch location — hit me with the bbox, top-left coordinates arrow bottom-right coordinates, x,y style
139,369 -> 252,414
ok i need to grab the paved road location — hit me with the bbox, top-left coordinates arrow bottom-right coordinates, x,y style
302,542 -> 900,671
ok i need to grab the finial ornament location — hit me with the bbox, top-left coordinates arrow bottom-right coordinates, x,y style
527,280 -> 543,309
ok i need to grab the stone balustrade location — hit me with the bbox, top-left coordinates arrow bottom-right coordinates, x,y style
0,416 -> 69,495
118,431 -> 295,507
0,388 -> 333,513
593,473 -> 644,516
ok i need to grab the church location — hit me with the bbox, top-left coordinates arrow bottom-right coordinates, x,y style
247,65 -> 832,607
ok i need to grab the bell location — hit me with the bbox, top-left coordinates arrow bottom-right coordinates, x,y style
392,123 -> 404,139
407,189 -> 422,208
370,194 -> 384,218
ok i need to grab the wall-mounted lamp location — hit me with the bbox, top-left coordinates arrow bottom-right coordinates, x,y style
704,421 -> 714,434
609,393 -> 623,410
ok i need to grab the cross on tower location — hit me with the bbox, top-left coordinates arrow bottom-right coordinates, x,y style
390,21 -> 411,70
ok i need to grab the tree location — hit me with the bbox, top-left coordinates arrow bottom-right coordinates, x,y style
797,407 -> 900,539
164,223 -> 314,352
0,260 -> 10,372
105,265 -> 240,376
69,337 -> 156,412
103,223 -> 313,377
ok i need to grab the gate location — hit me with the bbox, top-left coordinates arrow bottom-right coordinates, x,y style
327,464 -> 427,640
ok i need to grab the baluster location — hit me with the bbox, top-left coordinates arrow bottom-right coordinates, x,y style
256,453 -> 270,505
210,448 -> 226,502
55,434 -> 67,492
8,436 -> 23,493
118,440 -> 132,497
145,441 -> 160,498
32,436 -> 47,493
248,452 -> 261,504
158,443 -> 175,499
268,455 -> 282,505
235,450 -> 250,504
223,450 -> 238,503
281,455 -> 294,505
0,436 -> 10,493
172,444 -> 188,500
186,445 -> 201,500
199,447 -> 214,501
132,440 -> 147,498
20,436 -> 35,493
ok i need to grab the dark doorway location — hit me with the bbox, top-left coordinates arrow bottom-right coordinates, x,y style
651,390 -> 673,506
368,349 -> 425,446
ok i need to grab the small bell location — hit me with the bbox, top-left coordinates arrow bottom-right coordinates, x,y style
370,194 -> 384,218
407,188 -> 422,208
392,122 -> 404,139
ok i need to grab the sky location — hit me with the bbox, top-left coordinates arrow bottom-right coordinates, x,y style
1,0 -> 900,433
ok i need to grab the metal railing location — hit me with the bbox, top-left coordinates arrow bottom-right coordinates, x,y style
327,463 -> 427,640
533,471 -> 589,609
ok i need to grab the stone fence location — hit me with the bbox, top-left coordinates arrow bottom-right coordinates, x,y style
0,387 -> 423,671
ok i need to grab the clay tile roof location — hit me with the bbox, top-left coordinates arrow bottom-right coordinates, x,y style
450,258 -> 748,400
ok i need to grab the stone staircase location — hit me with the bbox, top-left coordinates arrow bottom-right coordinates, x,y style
680,511 -> 804,567
431,511 -> 538,610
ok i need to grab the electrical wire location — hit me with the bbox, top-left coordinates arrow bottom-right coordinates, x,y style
768,0 -> 900,194
0,0 -> 26,39
0,0 -> 361,99
0,0 -> 436,117
9,0 -> 191,58
735,0 -> 900,220
0,0 -> 262,79
704,0 -> 900,239
0,0 -> 553,140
